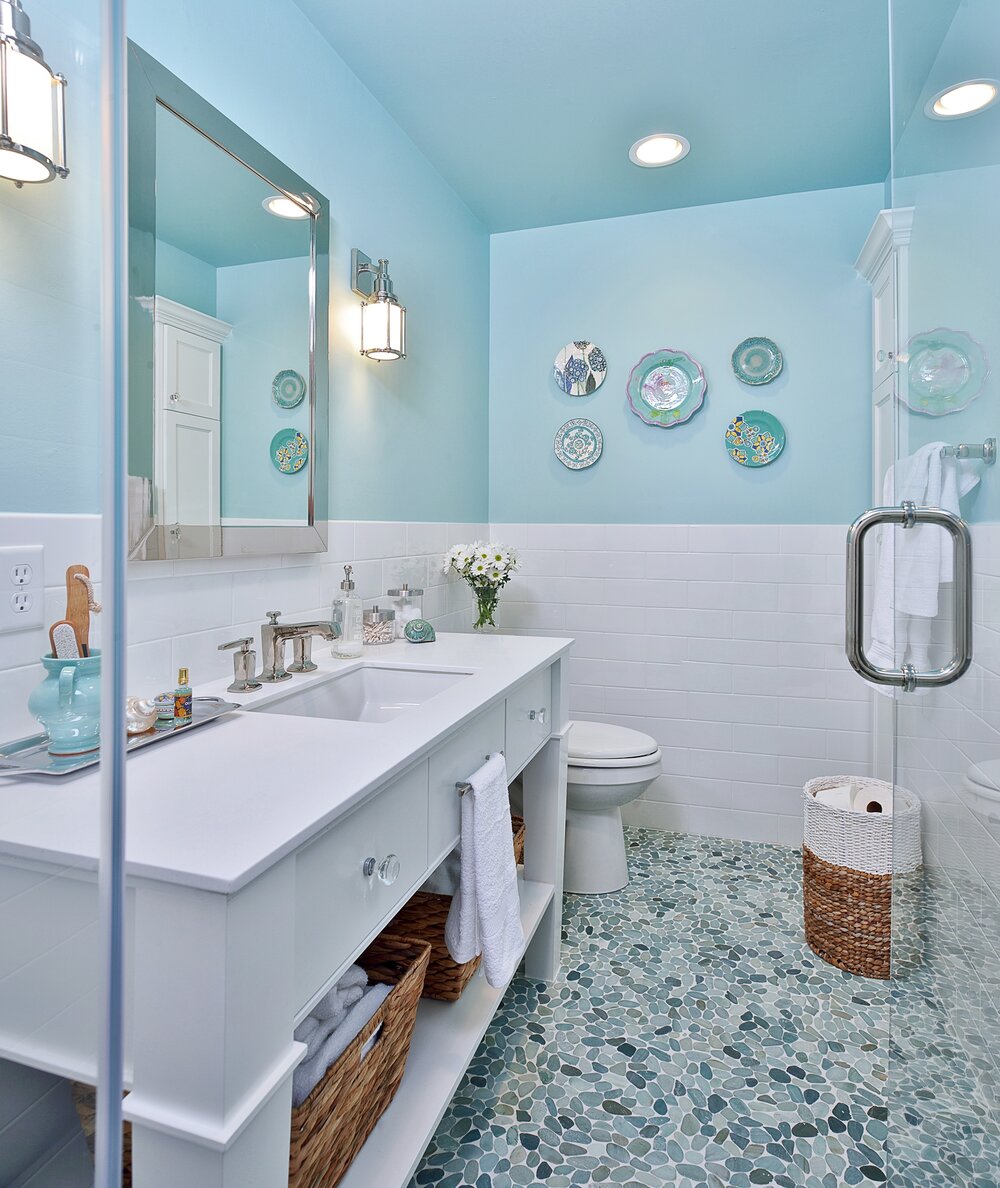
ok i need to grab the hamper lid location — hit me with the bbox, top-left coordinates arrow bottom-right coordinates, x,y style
568,720 -> 658,761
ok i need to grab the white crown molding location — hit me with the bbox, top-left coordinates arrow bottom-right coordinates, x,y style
855,207 -> 914,281
146,296 -> 233,343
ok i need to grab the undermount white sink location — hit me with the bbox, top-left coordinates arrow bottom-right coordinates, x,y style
253,664 -> 472,724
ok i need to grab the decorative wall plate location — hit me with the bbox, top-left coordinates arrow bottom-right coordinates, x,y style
726,410 -> 786,467
732,336 -> 783,385
270,428 -> 309,473
904,327 -> 989,416
554,418 -> 603,469
626,348 -> 707,428
272,368 -> 306,409
553,341 -> 608,396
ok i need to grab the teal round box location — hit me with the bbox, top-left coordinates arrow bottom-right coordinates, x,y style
28,650 -> 101,756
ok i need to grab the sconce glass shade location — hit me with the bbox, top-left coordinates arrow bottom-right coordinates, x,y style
0,2 -> 68,185
360,295 -> 406,361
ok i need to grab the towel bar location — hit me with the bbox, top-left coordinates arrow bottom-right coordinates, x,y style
455,751 -> 504,796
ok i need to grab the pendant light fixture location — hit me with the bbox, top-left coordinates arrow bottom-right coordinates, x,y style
351,248 -> 406,361
0,0 -> 68,186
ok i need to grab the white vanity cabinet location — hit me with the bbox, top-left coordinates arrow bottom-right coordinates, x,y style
0,634 -> 571,1188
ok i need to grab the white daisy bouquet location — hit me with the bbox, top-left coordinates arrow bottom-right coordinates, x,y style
443,541 -> 520,631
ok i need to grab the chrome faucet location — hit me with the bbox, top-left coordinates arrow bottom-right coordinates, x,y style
260,611 -> 341,682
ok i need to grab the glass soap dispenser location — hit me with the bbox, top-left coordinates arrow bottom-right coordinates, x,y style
332,565 -> 363,658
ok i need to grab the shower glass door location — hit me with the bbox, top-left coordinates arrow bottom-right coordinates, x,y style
888,0 -> 1000,1181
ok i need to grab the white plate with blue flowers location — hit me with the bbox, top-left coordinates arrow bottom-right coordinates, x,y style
553,341 -> 608,396
554,418 -> 603,469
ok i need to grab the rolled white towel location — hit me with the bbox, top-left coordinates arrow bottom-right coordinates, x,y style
292,982 -> 392,1107
294,965 -> 369,1058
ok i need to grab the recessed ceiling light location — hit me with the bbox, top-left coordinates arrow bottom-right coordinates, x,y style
629,133 -> 690,168
925,80 -> 999,120
262,194 -> 311,219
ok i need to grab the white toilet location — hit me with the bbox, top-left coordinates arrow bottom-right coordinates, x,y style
961,759 -> 1000,828
565,720 -> 662,894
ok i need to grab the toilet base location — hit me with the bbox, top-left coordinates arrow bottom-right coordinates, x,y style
564,804 -> 629,894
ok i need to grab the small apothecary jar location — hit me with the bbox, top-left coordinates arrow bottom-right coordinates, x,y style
386,583 -> 424,637
363,605 -> 396,645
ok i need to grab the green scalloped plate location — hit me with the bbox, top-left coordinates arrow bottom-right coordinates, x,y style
731,337 -> 783,385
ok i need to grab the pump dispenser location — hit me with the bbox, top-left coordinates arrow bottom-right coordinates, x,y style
332,565 -> 364,658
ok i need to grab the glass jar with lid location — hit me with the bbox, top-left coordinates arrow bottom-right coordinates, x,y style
386,582 -> 424,638
362,604 -> 396,645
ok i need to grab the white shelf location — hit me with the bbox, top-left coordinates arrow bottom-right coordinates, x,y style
338,876 -> 556,1188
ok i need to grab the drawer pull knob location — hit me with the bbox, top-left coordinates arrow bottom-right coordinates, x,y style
362,854 -> 402,884
378,854 -> 401,885
528,708 -> 547,724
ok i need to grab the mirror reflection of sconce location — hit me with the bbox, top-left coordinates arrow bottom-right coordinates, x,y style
351,249 -> 406,361
0,0 -> 68,186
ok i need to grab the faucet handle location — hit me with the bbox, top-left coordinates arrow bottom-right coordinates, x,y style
218,637 -> 253,653
266,611 -> 282,625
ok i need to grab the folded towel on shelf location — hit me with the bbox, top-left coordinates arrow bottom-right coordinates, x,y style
869,442 -> 980,697
445,752 -> 524,988
420,846 -> 461,896
292,981 -> 391,1107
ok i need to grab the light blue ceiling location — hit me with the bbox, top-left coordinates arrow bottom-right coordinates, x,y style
292,0 -> 895,231
155,103 -> 310,267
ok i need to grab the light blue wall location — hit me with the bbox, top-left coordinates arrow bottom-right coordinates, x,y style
128,0 -> 491,523
0,0 -> 103,514
216,257 -> 311,522
489,184 -> 884,524
155,241 -> 217,317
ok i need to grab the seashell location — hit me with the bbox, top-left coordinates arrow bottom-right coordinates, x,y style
126,695 -> 158,735
404,618 -> 436,644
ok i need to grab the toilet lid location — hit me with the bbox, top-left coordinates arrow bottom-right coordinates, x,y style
568,720 -> 659,762
966,759 -> 1000,798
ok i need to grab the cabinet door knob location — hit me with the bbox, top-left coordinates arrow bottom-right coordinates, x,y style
362,857 -> 376,877
378,854 -> 401,885
528,708 -> 547,724
169,392 -> 180,402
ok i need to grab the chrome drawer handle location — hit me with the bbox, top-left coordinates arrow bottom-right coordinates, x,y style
528,708 -> 546,724
362,854 -> 401,885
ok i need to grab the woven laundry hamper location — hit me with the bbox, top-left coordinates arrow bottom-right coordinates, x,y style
802,776 -> 922,980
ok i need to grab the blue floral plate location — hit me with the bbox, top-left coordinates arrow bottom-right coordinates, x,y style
270,428 -> 309,474
272,369 -> 306,409
554,418 -> 603,469
627,348 -> 706,428
726,410 -> 785,467
732,337 -> 783,385
904,327 -> 989,416
553,341 -> 608,396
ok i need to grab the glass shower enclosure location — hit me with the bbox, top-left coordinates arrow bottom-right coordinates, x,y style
886,0 -> 1000,1182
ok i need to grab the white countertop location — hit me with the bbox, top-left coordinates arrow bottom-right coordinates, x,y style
0,633 -> 571,894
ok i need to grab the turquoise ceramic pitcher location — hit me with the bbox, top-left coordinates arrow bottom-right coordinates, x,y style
28,650 -> 101,756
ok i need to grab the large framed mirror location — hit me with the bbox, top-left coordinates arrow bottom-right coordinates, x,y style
127,42 -> 329,560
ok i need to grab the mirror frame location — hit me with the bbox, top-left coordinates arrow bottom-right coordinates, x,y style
127,41 -> 329,560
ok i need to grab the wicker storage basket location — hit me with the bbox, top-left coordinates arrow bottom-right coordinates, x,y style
802,776 -> 922,980
289,933 -> 431,1188
386,815 -> 525,1002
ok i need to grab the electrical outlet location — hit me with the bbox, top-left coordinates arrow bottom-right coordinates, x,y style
0,546 -> 44,633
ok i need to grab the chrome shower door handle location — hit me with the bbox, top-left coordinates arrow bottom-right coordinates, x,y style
846,501 -> 973,691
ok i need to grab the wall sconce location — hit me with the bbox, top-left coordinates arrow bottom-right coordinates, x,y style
351,249 -> 406,361
0,0 -> 68,186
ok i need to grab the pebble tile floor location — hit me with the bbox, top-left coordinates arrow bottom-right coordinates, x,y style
408,829 -> 1000,1187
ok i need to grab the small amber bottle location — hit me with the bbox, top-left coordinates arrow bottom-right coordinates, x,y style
173,667 -> 193,723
